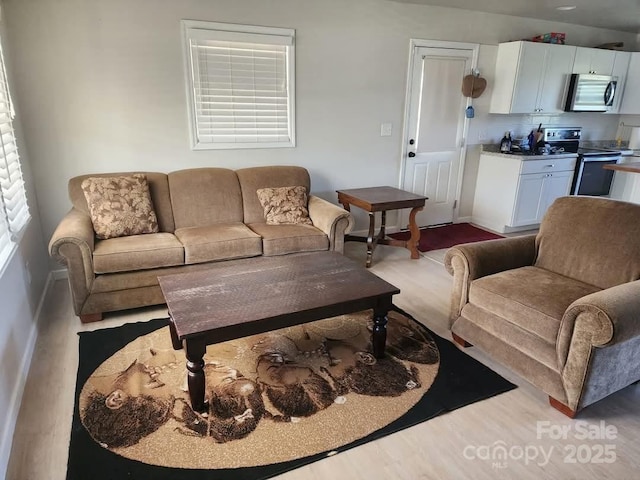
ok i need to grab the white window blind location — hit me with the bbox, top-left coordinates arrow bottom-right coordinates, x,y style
0,39 -> 29,267
182,21 -> 295,150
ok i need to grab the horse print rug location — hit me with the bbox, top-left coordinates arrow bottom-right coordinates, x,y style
67,307 -> 515,480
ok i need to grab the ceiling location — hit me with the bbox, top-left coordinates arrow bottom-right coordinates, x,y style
391,0 -> 640,34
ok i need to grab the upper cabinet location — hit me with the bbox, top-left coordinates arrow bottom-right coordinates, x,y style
490,41 -> 576,114
606,51 -> 631,114
572,47 -> 616,74
619,52 -> 640,115
572,47 -> 629,114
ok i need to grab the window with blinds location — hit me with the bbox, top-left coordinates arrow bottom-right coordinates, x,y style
0,40 -> 30,268
182,21 -> 295,150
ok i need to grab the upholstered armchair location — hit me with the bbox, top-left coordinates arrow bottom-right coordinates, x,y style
444,196 -> 640,417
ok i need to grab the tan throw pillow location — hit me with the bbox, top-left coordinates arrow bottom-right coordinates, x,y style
81,174 -> 159,239
256,186 -> 313,226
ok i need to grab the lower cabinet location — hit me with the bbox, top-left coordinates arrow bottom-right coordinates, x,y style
472,154 -> 576,233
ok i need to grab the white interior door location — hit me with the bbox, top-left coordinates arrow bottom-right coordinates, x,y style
402,45 -> 475,227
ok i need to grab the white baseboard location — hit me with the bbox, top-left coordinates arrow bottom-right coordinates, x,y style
0,270 -> 56,479
457,216 -> 472,223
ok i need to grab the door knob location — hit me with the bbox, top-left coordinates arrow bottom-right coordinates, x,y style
408,152 -> 416,157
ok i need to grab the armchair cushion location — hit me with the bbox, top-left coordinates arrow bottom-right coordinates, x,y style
535,196 -> 640,289
470,266 -> 601,344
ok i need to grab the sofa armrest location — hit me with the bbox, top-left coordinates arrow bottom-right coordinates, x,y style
49,208 -> 96,315
443,234 -> 537,325
308,195 -> 355,253
557,280 -> 640,409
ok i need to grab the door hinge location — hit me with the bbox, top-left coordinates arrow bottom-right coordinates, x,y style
453,199 -> 458,209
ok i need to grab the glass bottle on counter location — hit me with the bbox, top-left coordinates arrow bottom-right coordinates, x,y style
500,131 -> 512,153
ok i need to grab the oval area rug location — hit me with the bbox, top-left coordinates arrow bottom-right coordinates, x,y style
67,306 -> 516,480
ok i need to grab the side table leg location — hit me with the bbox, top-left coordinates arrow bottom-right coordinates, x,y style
185,339 -> 208,413
366,211 -> 376,268
407,206 -> 424,259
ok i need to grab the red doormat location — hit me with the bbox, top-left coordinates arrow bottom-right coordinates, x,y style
388,223 -> 503,252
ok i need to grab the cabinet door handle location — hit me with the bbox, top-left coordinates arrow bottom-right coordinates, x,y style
545,164 -> 554,168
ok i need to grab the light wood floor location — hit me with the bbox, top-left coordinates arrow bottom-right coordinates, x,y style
7,243 -> 640,479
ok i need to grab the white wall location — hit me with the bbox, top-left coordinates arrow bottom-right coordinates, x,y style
3,0 -> 637,245
0,3 -> 51,476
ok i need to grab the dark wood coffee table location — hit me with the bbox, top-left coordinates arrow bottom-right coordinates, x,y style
337,186 -> 427,267
158,251 -> 400,412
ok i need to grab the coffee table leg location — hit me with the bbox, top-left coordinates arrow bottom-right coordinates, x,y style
372,313 -> 388,360
168,314 -> 182,350
407,206 -> 424,259
184,339 -> 207,413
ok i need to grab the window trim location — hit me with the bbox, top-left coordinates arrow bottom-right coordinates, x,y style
181,20 -> 296,150
0,36 -> 30,273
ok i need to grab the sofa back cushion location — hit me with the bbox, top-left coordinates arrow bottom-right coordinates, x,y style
69,172 -> 175,233
168,168 -> 243,229
535,196 -> 640,289
236,166 -> 311,225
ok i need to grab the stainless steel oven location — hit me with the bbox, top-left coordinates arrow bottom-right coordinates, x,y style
540,127 -> 621,197
571,148 -> 621,196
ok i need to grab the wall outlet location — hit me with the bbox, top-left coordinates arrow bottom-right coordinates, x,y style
478,129 -> 488,142
380,123 -> 392,137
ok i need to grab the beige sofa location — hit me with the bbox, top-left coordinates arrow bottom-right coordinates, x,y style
444,196 -> 640,417
49,166 -> 354,322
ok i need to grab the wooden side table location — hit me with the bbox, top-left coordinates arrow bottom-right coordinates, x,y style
336,186 -> 427,268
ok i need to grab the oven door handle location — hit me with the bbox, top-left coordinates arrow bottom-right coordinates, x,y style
580,155 -> 620,163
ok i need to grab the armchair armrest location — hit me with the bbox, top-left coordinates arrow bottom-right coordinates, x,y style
308,195 -> 355,253
557,280 -> 640,410
444,234 -> 537,325
48,208 -> 96,315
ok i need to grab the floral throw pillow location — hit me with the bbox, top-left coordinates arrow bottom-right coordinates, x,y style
81,174 -> 159,239
256,186 -> 313,226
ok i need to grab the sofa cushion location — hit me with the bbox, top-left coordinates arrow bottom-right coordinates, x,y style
469,266 -> 601,344
248,223 -> 328,256
536,196 -> 640,289
81,174 -> 159,239
236,166 -> 311,224
256,186 -> 313,226
93,233 -> 184,274
168,168 -> 244,229
175,224 -> 262,264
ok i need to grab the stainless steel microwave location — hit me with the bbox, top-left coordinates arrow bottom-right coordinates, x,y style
564,74 -> 617,112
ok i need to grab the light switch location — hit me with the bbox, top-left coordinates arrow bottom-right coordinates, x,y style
380,123 -> 392,137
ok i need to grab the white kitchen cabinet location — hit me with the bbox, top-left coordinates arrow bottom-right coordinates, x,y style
490,41 -> 576,114
572,47 -> 616,74
472,153 -> 576,233
619,52 -> 640,114
606,51 -> 631,114
512,170 -> 574,226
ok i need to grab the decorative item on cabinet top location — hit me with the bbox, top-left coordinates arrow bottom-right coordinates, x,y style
530,32 -> 566,44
